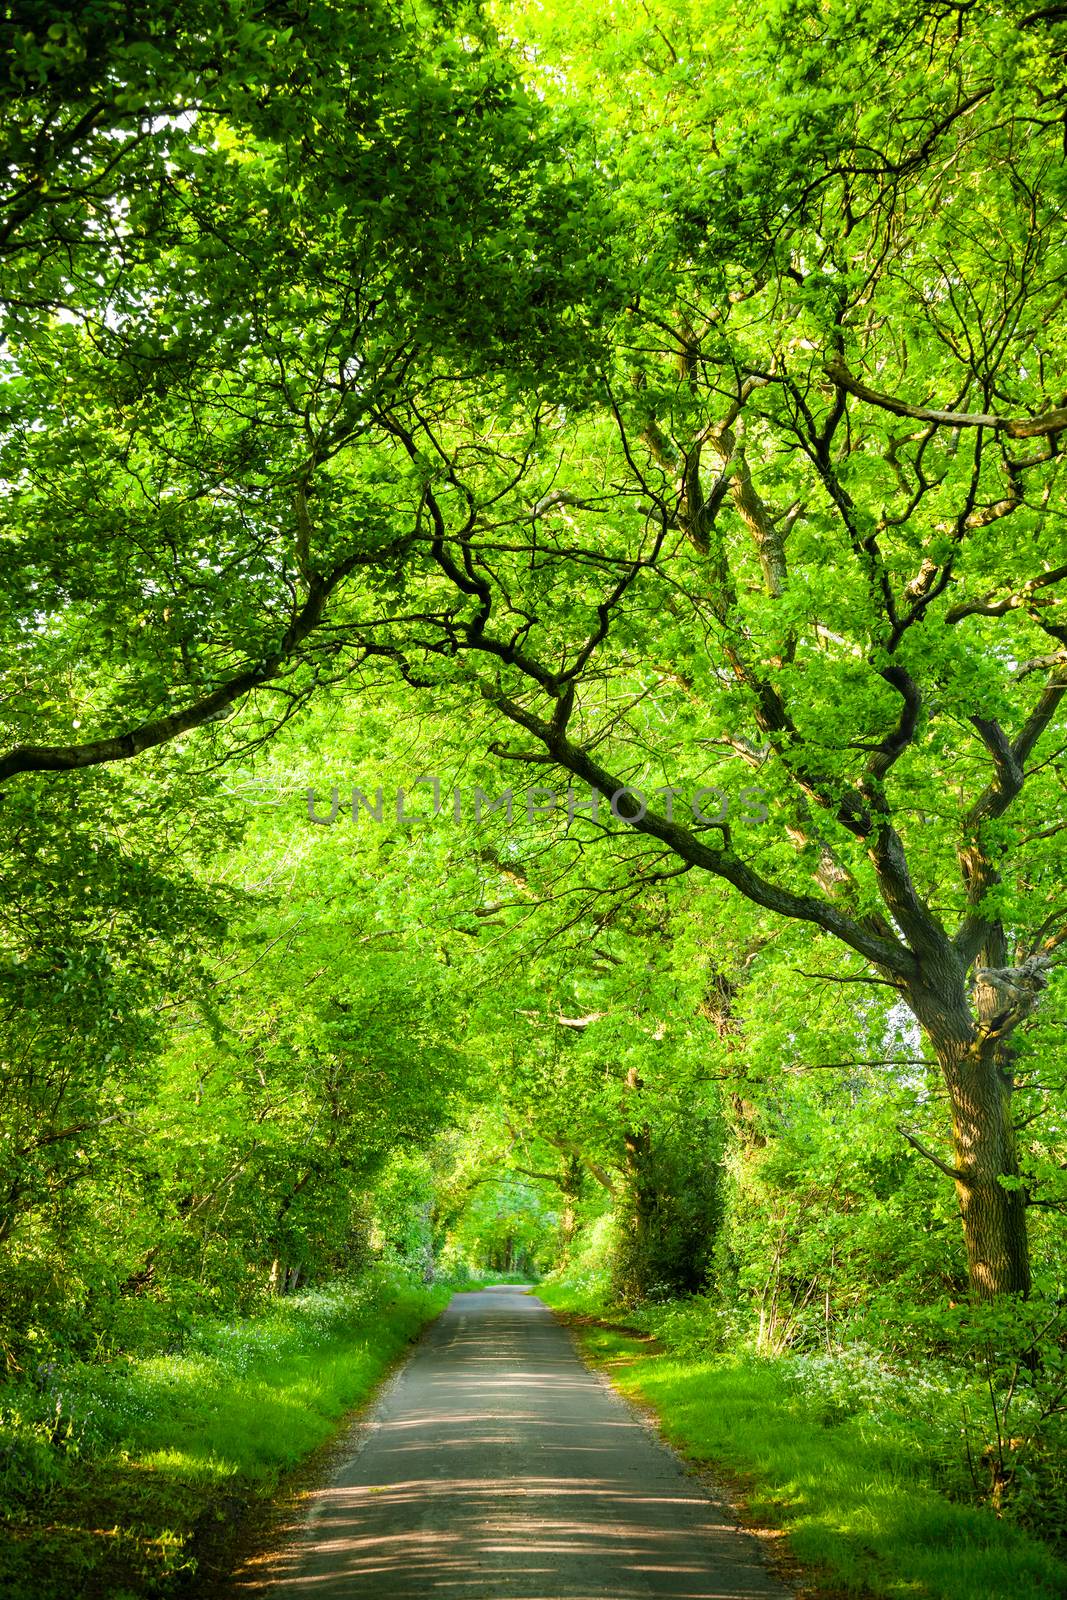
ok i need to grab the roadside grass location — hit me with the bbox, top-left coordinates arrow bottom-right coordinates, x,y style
538,1286 -> 1067,1600
0,1272 -> 449,1600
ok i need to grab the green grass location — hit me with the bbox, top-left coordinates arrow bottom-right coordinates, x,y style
0,1272 -> 449,1599
538,1284 -> 1067,1600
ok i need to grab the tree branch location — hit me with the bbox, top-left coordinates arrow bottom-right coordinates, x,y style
945,564 -> 1067,624
825,360 -> 1067,439
482,685 -> 918,979
898,1125 -> 966,1181
0,549 -> 381,786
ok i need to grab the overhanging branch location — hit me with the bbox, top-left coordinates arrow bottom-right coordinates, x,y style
483,685 -> 918,981
0,547 -> 379,786
825,360 -> 1067,439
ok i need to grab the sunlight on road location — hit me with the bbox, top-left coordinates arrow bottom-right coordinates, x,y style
241,1288 -> 789,1600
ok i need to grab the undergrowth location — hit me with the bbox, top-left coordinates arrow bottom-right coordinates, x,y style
0,1270 -> 448,1599
539,1280 -> 1067,1600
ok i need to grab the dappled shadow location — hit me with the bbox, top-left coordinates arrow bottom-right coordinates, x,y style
238,1288 -> 789,1599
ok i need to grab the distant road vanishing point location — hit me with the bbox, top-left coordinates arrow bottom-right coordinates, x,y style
241,1285 -> 791,1600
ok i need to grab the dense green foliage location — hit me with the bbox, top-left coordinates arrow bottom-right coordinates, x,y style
2,0 -> 1067,1594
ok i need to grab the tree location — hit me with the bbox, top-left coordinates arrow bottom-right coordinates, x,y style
0,0 -> 603,785
285,0 -> 1065,1297
0,754 -> 239,1360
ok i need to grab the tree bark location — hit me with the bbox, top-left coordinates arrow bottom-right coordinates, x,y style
937,1035 -> 1031,1298
557,1154 -> 583,1263
908,957 -> 1041,1300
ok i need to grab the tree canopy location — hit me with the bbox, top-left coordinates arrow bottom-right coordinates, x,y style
2,0 -> 1066,1445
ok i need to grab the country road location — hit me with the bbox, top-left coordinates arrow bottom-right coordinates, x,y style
243,1285 -> 790,1600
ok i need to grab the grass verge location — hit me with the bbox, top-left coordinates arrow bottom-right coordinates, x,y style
0,1272 -> 449,1599
538,1283 -> 1067,1600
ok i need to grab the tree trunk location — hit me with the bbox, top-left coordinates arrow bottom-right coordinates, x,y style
558,1155 -> 583,1262
938,1037 -> 1030,1299
904,947 -> 1045,1301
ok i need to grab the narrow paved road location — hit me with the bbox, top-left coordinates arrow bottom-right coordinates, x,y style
253,1286 -> 790,1600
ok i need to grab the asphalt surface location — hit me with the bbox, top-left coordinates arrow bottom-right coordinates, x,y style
256,1285 -> 791,1600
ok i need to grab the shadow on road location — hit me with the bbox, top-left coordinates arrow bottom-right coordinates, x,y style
234,1286 -> 790,1600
